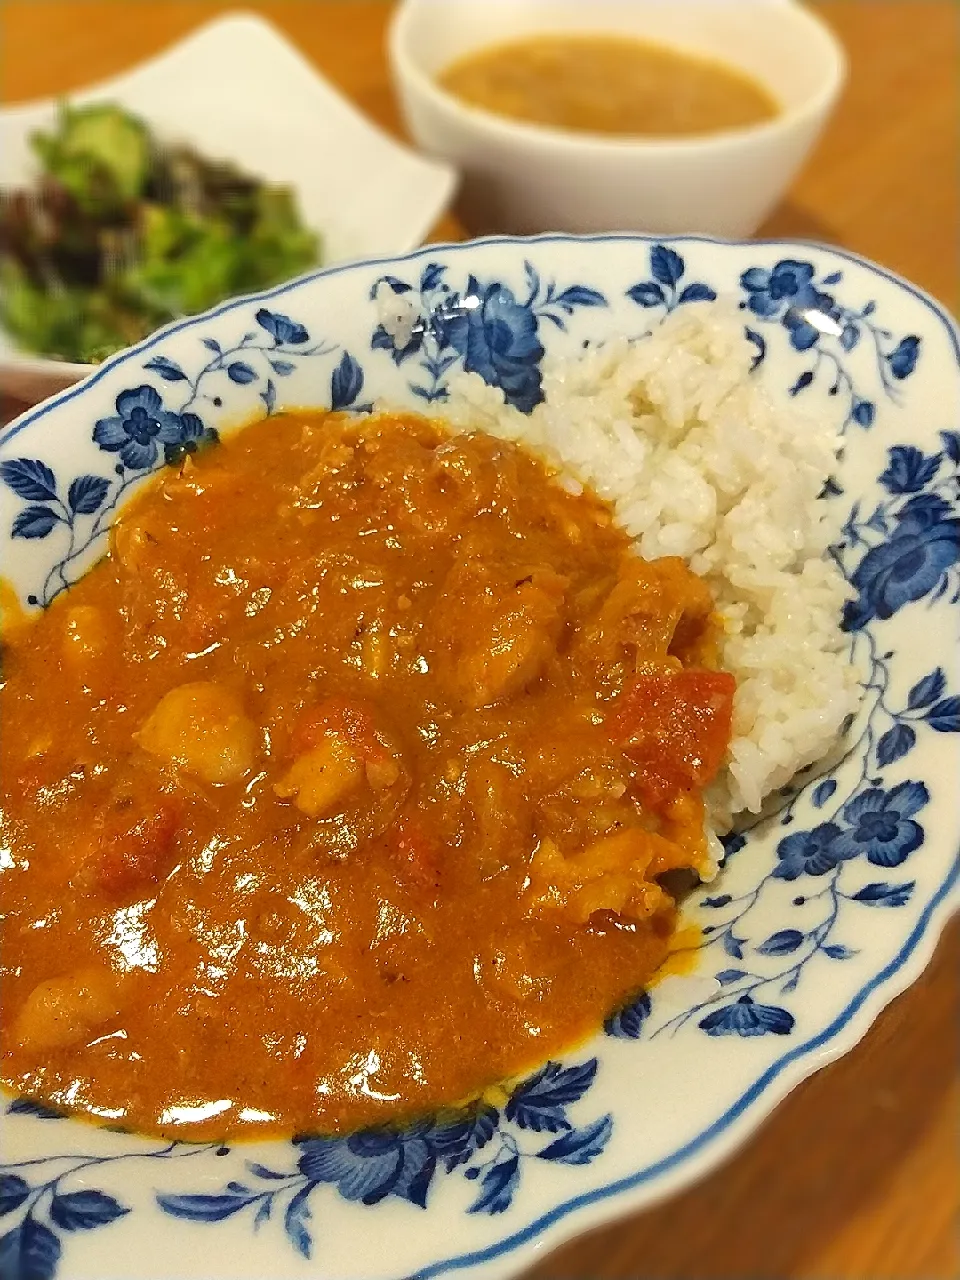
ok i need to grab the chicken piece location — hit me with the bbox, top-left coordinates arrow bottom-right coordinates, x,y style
436,561 -> 567,709
524,830 -> 686,925
14,966 -> 124,1054
274,734 -> 364,818
136,681 -> 260,784
275,697 -> 406,818
569,555 -> 717,691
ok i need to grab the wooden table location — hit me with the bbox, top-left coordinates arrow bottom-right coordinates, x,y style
2,4 -> 957,1277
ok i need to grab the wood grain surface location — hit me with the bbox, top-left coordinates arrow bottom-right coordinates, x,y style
1,4 -> 957,1277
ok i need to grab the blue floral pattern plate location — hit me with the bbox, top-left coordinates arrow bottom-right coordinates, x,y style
1,235 -> 957,1280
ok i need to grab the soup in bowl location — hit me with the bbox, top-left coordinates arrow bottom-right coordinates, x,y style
389,0 -> 847,236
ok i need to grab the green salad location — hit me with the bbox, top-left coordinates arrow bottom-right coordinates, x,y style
0,103 -> 321,363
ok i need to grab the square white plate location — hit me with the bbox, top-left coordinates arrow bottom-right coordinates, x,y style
0,11 -> 457,404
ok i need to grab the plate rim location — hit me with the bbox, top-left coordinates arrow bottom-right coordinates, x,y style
6,232 -> 958,447
2,232 -> 958,1280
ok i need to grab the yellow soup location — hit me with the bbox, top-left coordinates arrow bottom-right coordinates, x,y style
439,33 -> 780,138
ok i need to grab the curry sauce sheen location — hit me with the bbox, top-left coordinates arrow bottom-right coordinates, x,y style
0,412 -> 734,1140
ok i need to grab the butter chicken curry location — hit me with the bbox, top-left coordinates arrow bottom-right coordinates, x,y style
0,412 -> 734,1139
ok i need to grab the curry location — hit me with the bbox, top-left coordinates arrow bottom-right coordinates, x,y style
0,412 -> 734,1140
438,34 -> 779,138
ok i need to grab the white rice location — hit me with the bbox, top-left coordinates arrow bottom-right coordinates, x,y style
437,302 -> 860,822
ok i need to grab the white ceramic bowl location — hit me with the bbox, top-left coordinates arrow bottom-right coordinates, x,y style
1,233 -> 958,1280
389,0 -> 846,238
0,12 -> 457,406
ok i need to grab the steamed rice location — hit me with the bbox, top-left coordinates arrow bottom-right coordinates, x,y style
437,302 -> 859,822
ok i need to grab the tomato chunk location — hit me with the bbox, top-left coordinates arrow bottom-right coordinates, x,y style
291,698 -> 389,763
77,803 -> 179,896
611,669 -> 736,790
388,815 -> 441,889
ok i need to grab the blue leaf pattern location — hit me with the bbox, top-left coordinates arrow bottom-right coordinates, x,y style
255,308 -> 309,345
226,362 -> 257,385
49,1192 -> 127,1232
852,881 -> 915,906
756,930 -> 804,957
0,1177 -> 30,1217
940,429 -> 960,464
927,697 -> 960,733
143,355 -> 187,382
822,944 -> 856,960
282,1186 -> 313,1259
67,475 -> 109,516
0,1219 -> 61,1280
716,969 -> 748,985
879,446 -> 942,494
627,282 -> 665,308
505,1060 -> 598,1132
722,933 -> 745,959
907,668 -> 946,709
678,282 -> 718,304
699,997 -> 795,1038
156,1193 -> 254,1223
812,779 -> 837,808
11,507 -> 59,540
536,1115 -> 613,1166
650,244 -> 684,288
552,284 -> 607,310
1,458 -> 57,502
330,351 -> 364,411
468,1153 -> 520,1216
603,991 -> 651,1039
5,1100 -> 63,1121
625,245 -> 715,318
877,723 -> 916,765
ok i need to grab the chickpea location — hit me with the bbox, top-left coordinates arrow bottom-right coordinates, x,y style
15,967 -> 123,1054
274,733 -> 363,817
276,697 -> 407,818
136,682 -> 260,785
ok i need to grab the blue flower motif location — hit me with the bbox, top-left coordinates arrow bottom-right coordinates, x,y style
887,335 -> 921,380
444,276 -> 545,413
93,386 -> 187,470
843,502 -> 960,629
773,822 -> 859,879
833,782 -> 929,867
741,260 -> 818,319
294,1124 -> 436,1208
782,306 -> 820,352
167,412 -> 218,464
255,308 -> 309,345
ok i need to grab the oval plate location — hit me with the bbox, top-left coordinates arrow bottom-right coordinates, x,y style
1,234 -> 958,1280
